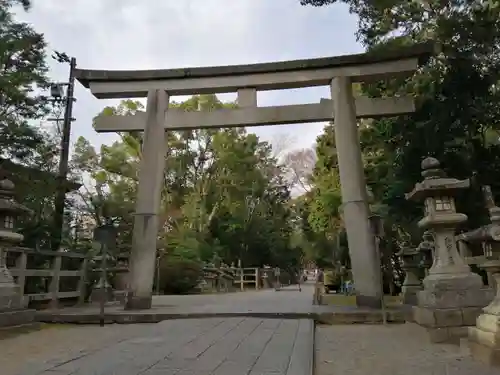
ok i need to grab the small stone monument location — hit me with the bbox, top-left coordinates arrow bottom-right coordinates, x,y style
417,230 -> 435,275
90,224 -> 117,305
90,253 -> 113,304
0,177 -> 36,329
464,191 -> 500,366
398,241 -> 422,305
407,157 -> 491,343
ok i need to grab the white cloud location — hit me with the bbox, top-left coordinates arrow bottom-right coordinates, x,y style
14,0 -> 361,152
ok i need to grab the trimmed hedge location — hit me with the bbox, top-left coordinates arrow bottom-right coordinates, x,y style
159,256 -> 203,294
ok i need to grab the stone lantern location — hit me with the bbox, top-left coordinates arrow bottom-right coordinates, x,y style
406,157 -> 491,343
0,177 -> 31,310
397,242 -> 422,305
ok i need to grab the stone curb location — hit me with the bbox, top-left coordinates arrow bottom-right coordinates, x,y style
35,310 -> 407,325
0,322 -> 41,339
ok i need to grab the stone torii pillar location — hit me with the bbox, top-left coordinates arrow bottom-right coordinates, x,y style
331,77 -> 382,307
126,89 -> 169,310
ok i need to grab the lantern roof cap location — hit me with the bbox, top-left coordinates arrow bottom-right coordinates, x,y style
0,178 -> 15,197
0,177 -> 31,215
406,157 -> 470,201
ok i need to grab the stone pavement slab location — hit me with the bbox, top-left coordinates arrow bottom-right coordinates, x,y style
316,323 -> 500,375
4,317 -> 314,375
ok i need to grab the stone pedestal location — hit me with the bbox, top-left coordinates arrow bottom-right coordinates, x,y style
0,238 -> 24,312
399,245 -> 422,306
468,260 -> 500,366
0,178 -> 37,332
90,278 -> 113,304
0,272 -> 23,310
414,285 -> 493,344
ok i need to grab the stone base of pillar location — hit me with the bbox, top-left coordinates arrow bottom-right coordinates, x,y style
90,286 -> 113,305
356,295 -> 382,309
468,314 -> 500,367
413,277 -> 493,344
113,290 -> 127,305
124,294 -> 152,310
0,284 -> 23,310
0,284 -> 36,332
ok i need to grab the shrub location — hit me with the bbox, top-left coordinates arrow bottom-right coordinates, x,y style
159,256 -> 203,294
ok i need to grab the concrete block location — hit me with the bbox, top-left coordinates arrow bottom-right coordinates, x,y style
434,308 -> 463,327
0,294 -> 22,311
423,272 -> 483,292
462,288 -> 495,307
462,307 -> 483,326
427,326 -> 468,344
417,288 -> 493,309
0,309 -> 35,328
413,306 -> 436,327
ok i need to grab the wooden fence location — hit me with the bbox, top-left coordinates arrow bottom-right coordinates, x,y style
4,247 -> 281,309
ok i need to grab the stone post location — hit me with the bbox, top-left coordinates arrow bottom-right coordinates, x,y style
330,76 -> 382,308
126,89 -> 169,310
468,205 -> 500,366
398,243 -> 422,305
407,157 -> 492,343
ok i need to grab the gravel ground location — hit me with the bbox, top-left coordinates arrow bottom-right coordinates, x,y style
315,323 -> 500,375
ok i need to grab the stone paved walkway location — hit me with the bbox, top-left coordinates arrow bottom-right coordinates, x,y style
3,318 -> 313,375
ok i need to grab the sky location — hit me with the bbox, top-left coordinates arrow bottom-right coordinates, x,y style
16,0 -> 362,155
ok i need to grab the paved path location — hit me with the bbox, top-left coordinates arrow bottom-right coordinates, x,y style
3,318 -> 313,375
3,285 -> 314,375
150,283 -> 314,314
3,283 -> 500,374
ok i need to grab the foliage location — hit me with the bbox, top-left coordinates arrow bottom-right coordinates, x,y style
70,95 -> 303,272
0,0 -> 68,251
298,0 -> 500,284
158,256 -> 203,294
0,1 -> 50,160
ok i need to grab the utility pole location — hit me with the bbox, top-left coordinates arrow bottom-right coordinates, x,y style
50,52 -> 77,251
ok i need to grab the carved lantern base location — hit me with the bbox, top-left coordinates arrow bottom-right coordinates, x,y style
0,241 -> 23,311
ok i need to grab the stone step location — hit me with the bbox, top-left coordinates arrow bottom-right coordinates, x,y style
0,309 -> 36,328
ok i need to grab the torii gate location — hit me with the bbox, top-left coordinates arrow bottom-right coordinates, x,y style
75,43 -> 432,310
